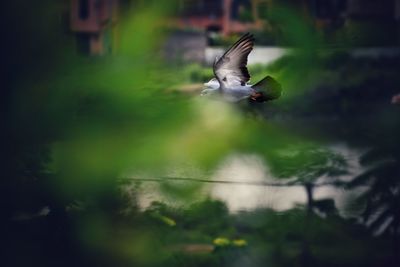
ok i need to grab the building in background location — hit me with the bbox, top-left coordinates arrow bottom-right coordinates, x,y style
70,0 -> 119,55
173,0 -> 400,44
173,0 -> 338,36
67,0 -> 400,57
174,0 -> 270,36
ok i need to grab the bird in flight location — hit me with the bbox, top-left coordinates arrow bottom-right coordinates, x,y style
202,33 -> 282,103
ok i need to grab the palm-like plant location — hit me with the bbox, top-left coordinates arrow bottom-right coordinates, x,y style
346,147 -> 400,244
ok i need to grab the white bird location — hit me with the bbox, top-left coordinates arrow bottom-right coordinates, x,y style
201,33 -> 282,103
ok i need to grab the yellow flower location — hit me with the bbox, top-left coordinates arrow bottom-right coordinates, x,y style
232,239 -> 248,247
213,237 -> 231,247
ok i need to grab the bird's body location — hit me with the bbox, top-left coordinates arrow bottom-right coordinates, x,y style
201,33 -> 282,103
203,78 -> 256,102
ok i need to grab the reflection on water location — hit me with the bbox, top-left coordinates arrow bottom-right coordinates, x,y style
210,153 -> 306,212
133,143 -> 364,215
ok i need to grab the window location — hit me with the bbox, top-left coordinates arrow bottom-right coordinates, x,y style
79,0 -> 90,20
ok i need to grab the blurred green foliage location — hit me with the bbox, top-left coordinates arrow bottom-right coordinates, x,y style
2,1 -> 400,267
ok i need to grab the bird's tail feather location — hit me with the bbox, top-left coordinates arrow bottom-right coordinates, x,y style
250,76 -> 282,102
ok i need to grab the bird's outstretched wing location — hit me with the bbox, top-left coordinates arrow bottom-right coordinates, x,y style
213,33 -> 255,89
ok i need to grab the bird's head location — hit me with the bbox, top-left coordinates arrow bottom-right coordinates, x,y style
203,78 -> 220,90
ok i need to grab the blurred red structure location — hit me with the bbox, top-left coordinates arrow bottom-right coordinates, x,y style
70,0 -> 119,55
68,0 -> 400,55
173,0 -> 269,36
172,0 -> 400,39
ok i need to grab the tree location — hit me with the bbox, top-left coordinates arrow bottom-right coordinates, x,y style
267,143 -> 348,267
269,143 -> 347,214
